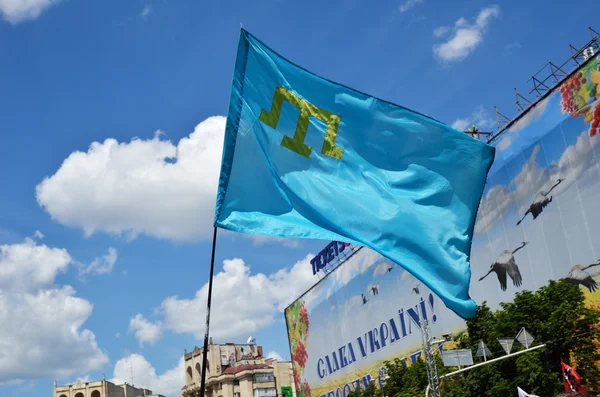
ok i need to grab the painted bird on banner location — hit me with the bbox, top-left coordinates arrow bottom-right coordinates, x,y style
214,29 -> 495,319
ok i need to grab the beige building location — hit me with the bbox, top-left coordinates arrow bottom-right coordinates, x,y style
181,343 -> 295,397
54,379 -> 162,397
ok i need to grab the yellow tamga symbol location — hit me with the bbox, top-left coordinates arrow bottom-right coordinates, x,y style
259,84 -> 343,160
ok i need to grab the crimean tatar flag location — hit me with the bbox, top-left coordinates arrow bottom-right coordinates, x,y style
214,29 -> 495,319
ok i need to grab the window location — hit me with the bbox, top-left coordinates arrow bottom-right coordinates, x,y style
254,373 -> 274,383
187,366 -> 193,383
196,363 -> 202,380
74,393 -> 84,397
234,393 -> 240,397
253,388 -> 276,397
91,391 -> 101,397
234,380 -> 240,386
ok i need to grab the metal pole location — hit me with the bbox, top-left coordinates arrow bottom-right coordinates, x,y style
420,317 -> 441,397
440,344 -> 546,380
199,227 -> 219,397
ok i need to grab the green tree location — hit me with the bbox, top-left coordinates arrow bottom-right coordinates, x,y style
346,280 -> 600,397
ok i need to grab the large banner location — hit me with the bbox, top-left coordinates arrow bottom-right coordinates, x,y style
285,54 -> 600,397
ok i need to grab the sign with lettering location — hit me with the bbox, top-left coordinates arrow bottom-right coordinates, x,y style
310,241 -> 350,275
285,248 -> 462,397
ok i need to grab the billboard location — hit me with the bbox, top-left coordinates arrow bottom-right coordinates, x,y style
285,54 -> 600,397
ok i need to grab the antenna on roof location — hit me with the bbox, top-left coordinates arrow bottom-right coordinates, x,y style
129,359 -> 135,386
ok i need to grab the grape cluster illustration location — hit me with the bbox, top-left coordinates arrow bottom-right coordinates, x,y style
590,103 -> 600,136
299,304 -> 310,333
302,381 -> 311,397
293,341 -> 308,368
558,56 -> 600,137
286,300 -> 311,397
560,72 -> 588,116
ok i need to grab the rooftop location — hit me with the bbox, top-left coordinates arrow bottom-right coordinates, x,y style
221,364 -> 272,375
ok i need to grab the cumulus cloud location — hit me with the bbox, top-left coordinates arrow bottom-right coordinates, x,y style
475,130 -> 600,234
159,255 -> 317,340
140,5 -> 152,19
36,116 -> 226,242
266,351 -> 284,361
79,247 -> 118,278
373,262 -> 391,277
245,234 -> 303,248
474,185 -> 514,234
0,238 -> 108,383
433,5 -> 500,62
509,96 -> 551,133
129,314 -> 163,347
0,0 -> 64,24
398,0 -> 423,13
344,295 -> 363,313
112,354 -> 184,397
451,105 -> 495,132
503,41 -> 522,57
331,248 -> 379,287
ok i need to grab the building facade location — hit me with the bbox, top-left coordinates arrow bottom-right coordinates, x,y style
54,379 -> 162,397
181,343 -> 295,397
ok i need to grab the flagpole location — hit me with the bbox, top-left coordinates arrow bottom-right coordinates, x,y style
199,227 -> 218,397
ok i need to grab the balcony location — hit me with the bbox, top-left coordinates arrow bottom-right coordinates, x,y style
253,388 -> 276,397
253,374 -> 275,383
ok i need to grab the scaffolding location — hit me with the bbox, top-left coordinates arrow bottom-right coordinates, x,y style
486,27 -> 599,143
421,318 -> 441,397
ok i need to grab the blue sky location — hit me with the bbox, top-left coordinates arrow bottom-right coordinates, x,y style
1,0 -> 598,396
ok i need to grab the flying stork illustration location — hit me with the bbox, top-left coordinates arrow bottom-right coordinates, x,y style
386,264 -> 394,273
361,294 -> 368,305
565,260 -> 600,292
517,179 -> 564,226
479,242 -> 528,291
411,283 -> 421,295
369,283 -> 379,296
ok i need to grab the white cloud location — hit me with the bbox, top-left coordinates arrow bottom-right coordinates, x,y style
474,185 -> 514,234
508,96 -> 551,133
433,26 -> 449,38
330,248 -> 379,287
433,5 -> 500,62
245,234 -> 303,248
159,255 -> 317,340
373,262 -> 390,277
266,351 -> 283,361
33,230 -> 44,240
0,0 -> 64,24
497,135 -> 512,151
129,314 -> 163,347
79,247 -> 118,278
0,238 -> 108,383
140,5 -> 152,19
344,295 -> 363,314
36,116 -> 226,242
112,354 -> 184,397
503,41 -> 522,56
71,375 -> 90,384
451,105 -> 495,132
398,0 -> 423,13
0,237 -> 70,292
475,130 -> 600,234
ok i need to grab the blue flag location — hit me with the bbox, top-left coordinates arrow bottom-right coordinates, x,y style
215,29 -> 495,319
